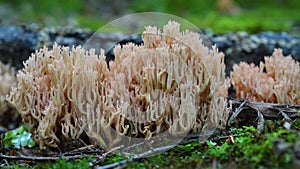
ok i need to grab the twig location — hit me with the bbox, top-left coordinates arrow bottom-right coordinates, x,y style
94,160 -> 127,169
62,148 -> 105,156
0,133 -> 4,154
227,100 -> 248,126
226,98 -> 300,130
132,144 -> 175,159
251,106 -> 264,133
0,154 -> 97,161
89,145 -> 125,167
277,109 -> 292,122
0,158 -> 10,168
121,133 -> 182,154
70,145 -> 94,153
94,144 -> 176,169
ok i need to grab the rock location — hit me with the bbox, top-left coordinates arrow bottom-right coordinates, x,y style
0,25 -> 39,69
0,25 -> 93,69
211,31 -> 300,75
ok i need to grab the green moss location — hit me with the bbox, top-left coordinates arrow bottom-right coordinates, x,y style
76,16 -> 106,31
1,0 -> 299,34
123,121 -> 299,169
3,120 -> 299,169
130,0 -> 300,34
33,158 -> 91,169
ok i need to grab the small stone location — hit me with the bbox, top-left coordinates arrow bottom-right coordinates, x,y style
283,121 -> 291,130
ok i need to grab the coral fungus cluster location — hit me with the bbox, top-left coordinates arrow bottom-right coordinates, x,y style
7,45 -> 86,148
72,21 -> 229,149
231,49 -> 300,104
8,21 -> 229,149
0,62 -> 20,131
4,21 -> 300,151
0,61 -> 16,115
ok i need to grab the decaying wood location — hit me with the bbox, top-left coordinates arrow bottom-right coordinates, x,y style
227,98 -> 300,132
229,98 -> 300,119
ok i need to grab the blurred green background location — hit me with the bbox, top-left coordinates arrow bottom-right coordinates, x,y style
0,0 -> 299,34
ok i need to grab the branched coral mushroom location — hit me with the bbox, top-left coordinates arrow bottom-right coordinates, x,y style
8,21 -> 230,150
72,21 -> 230,149
0,62 -> 16,115
7,44 -> 89,148
231,49 -> 300,104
